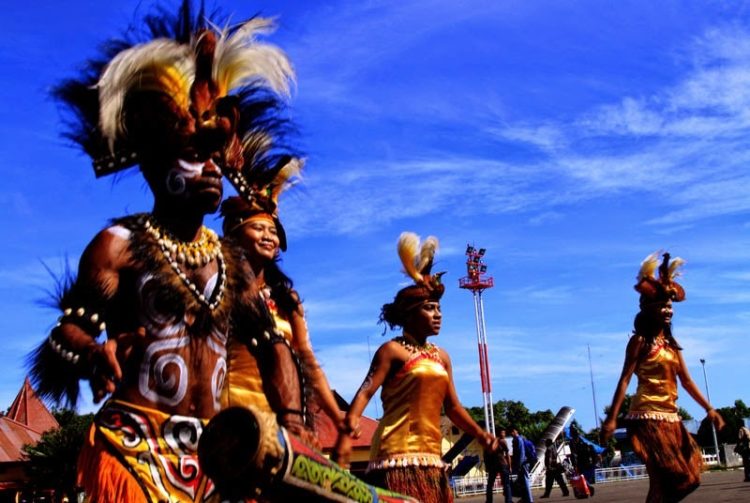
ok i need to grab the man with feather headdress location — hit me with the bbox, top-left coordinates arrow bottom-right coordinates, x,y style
28,2 -> 308,501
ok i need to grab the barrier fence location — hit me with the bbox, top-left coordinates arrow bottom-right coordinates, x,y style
594,464 -> 648,483
453,449 -> 720,497
452,465 -> 649,498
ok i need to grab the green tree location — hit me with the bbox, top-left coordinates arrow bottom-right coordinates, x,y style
677,407 -> 693,420
603,394 -> 632,425
23,408 -> 94,502
467,400 -> 555,443
697,399 -> 750,447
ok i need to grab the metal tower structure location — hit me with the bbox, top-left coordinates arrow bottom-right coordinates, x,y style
459,245 -> 495,436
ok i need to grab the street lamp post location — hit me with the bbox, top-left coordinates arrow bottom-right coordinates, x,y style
699,358 -> 721,464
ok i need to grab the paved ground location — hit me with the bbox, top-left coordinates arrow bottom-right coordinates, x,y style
461,469 -> 750,502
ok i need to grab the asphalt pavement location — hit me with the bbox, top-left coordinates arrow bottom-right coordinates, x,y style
463,469 -> 750,502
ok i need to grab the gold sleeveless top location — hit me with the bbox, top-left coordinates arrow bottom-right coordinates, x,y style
368,340 -> 449,471
220,288 -> 293,412
627,336 -> 680,422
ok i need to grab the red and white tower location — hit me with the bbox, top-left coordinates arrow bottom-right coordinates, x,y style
459,245 -> 495,435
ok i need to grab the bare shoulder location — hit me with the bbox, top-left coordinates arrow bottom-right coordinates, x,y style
437,346 -> 452,366
623,334 -> 646,363
79,225 -> 133,275
626,333 -> 645,351
378,339 -> 402,356
376,339 -> 417,363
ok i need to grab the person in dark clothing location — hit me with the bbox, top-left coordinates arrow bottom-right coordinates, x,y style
570,429 -> 596,485
541,438 -> 569,498
485,429 -> 512,503
736,426 -> 750,482
509,425 -> 534,503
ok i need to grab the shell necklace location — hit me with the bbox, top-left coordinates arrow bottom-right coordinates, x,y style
394,334 -> 440,358
142,215 -> 226,310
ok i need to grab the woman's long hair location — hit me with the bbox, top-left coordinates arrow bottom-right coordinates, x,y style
633,310 -> 682,358
264,258 -> 299,316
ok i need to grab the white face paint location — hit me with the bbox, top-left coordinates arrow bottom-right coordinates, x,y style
166,159 -> 222,196
176,159 -> 204,179
166,159 -> 201,196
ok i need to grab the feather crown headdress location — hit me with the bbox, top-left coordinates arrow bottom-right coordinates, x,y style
219,151 -> 303,251
635,251 -> 686,307
391,232 -> 445,310
54,0 -> 296,178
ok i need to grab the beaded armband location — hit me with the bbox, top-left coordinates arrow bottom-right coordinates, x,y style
247,327 -> 287,351
249,328 -> 309,425
46,335 -> 84,365
56,306 -> 107,336
48,306 -> 106,366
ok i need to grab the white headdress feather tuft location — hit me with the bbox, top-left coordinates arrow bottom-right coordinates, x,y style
397,232 -> 422,283
213,17 -> 295,98
98,39 -> 193,150
668,257 -> 685,279
416,236 -> 439,275
397,232 -> 440,284
271,157 -> 304,201
637,251 -> 661,281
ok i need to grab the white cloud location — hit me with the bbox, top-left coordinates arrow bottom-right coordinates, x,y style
486,124 -> 567,152
282,23 -> 750,236
284,157 -> 551,236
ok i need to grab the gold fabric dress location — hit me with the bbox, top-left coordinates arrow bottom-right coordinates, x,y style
627,338 -> 680,422
221,290 -> 293,412
367,340 -> 453,503
625,336 -> 702,502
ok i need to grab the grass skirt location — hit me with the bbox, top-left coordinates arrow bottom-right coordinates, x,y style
367,466 -> 453,503
628,419 -> 702,502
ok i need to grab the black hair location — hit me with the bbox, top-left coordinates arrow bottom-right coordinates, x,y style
633,310 -> 682,356
378,301 -> 407,331
377,284 -> 432,333
264,259 -> 299,316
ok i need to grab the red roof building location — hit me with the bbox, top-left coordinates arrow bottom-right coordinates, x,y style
313,391 -> 379,475
0,378 -> 59,495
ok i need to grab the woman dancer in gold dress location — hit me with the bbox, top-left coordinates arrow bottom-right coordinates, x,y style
601,252 -> 725,502
220,161 -> 343,434
335,232 -> 494,503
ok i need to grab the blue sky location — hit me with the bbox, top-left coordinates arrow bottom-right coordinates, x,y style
1,0 -> 749,433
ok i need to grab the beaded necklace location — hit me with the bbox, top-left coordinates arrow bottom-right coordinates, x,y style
142,215 -> 227,310
394,335 -> 440,359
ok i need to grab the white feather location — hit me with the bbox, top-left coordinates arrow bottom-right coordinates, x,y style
637,251 -> 661,281
98,39 -> 193,150
397,232 -> 422,283
417,236 -> 439,274
272,157 -> 304,200
212,17 -> 295,97
668,257 -> 685,279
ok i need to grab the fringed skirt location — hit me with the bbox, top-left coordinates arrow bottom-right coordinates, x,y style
367,466 -> 453,503
78,400 -> 219,503
627,419 -> 702,502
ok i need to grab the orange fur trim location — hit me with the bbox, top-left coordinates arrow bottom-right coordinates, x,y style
78,425 -> 148,502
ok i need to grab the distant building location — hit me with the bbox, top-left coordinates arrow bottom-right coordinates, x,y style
0,378 -> 59,502
315,391 -> 380,477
